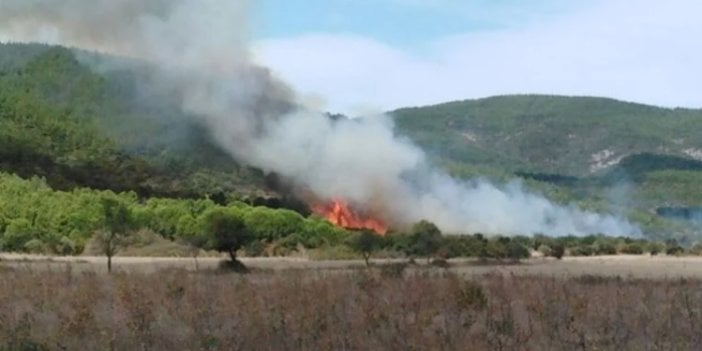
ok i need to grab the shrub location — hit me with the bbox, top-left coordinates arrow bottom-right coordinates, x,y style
538,244 -> 552,257
620,243 -> 644,255
550,243 -> 565,259
57,236 -> 77,255
23,239 -> 45,254
486,240 -> 507,259
593,241 -> 617,255
379,262 -> 407,278
571,245 -> 594,256
453,280 -> 488,311
2,218 -> 34,252
505,242 -> 530,260
647,242 -> 663,255
665,239 -> 684,255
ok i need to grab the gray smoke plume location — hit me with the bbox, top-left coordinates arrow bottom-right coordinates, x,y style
0,0 -> 640,236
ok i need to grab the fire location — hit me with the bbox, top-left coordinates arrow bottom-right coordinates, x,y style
312,199 -> 388,235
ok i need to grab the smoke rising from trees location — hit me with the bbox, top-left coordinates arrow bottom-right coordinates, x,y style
0,0 -> 640,236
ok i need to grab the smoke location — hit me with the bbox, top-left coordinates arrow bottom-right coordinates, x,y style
0,0 -> 640,236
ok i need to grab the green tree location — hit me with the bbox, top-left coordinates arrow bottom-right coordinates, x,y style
551,242 -> 565,259
176,215 -> 207,270
506,241 -> 531,260
96,197 -> 134,273
406,220 -> 443,262
348,230 -> 382,266
202,208 -> 254,271
1,218 -> 34,252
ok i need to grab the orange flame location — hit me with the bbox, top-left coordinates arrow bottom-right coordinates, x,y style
312,199 -> 387,235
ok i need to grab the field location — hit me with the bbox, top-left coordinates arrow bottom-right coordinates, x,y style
4,254 -> 702,278
2,255 -> 702,350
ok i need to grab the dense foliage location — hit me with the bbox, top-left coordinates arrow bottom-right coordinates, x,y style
0,172 -> 348,256
0,43 -> 269,199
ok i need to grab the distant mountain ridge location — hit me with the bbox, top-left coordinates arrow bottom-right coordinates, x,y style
392,95 -> 702,176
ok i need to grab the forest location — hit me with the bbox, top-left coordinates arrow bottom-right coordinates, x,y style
1,43 -> 701,263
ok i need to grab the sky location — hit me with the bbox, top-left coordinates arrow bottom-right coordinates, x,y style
251,0 -> 702,114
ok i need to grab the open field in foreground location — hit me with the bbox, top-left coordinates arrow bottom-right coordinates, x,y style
4,254 -> 702,278
2,256 -> 702,350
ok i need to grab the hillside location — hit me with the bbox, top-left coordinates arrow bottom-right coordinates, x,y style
392,95 -> 702,176
0,43 -> 277,201
2,42 -> 702,239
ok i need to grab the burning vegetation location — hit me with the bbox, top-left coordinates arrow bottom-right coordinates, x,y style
312,199 -> 388,235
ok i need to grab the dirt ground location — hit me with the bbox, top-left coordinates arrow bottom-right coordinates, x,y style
3,253 -> 702,278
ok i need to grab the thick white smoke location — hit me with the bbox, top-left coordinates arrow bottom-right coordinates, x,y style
0,0 -> 640,236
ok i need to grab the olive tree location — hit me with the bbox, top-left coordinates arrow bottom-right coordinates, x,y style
348,230 -> 382,266
96,197 -> 134,273
202,208 -> 254,272
406,220 -> 443,263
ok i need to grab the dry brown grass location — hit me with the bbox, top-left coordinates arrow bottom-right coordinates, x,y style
1,261 -> 702,350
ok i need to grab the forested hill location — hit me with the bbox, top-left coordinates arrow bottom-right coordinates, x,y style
393,95 -> 702,177
0,43 -> 273,201
3,42 -> 702,219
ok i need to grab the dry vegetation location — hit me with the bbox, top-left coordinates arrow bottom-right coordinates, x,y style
2,260 -> 702,350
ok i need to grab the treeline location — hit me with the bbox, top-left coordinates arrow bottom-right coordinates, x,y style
0,172 -> 347,256
1,171 -> 698,261
349,224 -> 690,265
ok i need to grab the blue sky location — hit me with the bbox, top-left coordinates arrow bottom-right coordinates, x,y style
254,1 -> 585,49
251,0 -> 702,114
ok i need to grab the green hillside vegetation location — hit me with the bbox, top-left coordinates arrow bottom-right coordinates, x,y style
3,171 -> 691,259
0,43 -> 270,199
0,172 -> 348,256
393,95 -> 702,176
2,42 -> 702,248
393,96 -> 702,238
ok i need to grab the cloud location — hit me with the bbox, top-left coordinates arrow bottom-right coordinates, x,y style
254,0 -> 702,113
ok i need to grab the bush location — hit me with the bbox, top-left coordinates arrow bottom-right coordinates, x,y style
506,242 -> 530,260
379,262 -> 407,278
2,218 -> 34,252
593,241 -> 617,255
538,244 -> 552,257
486,239 -> 507,259
57,236 -> 76,255
620,243 -> 644,255
244,239 -> 266,257
23,239 -> 45,254
453,280 -> 488,311
571,245 -> 594,256
550,243 -> 565,259
647,242 -> 663,255
665,239 -> 684,255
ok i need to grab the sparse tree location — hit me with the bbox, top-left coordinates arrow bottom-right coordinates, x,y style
203,208 -> 254,272
96,197 -> 134,273
348,230 -> 382,266
407,220 -> 443,263
176,215 -> 207,270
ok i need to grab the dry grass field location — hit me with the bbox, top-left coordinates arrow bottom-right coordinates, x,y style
2,255 -> 702,350
3,254 -> 702,278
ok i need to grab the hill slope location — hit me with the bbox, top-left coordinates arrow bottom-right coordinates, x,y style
393,95 -> 702,176
0,43 -> 274,200
2,43 -> 702,238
